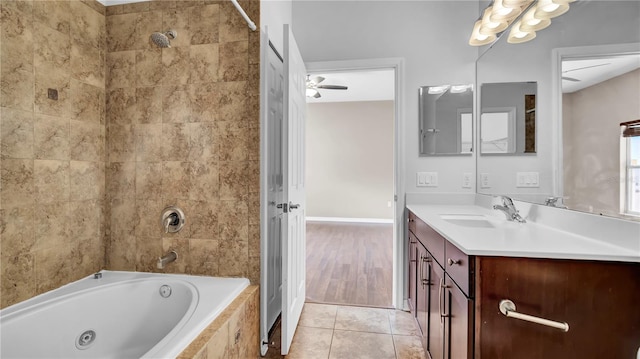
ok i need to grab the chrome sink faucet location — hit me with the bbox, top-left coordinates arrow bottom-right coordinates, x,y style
493,195 -> 526,223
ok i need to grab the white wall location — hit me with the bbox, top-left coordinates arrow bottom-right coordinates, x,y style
306,101 -> 394,220
292,1 -> 479,194
563,69 -> 640,218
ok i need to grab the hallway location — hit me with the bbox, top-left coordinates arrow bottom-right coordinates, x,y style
305,222 -> 394,308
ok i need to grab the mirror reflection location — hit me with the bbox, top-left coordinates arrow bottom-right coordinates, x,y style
480,82 -> 537,155
562,52 -> 640,218
419,85 -> 473,156
475,0 -> 640,221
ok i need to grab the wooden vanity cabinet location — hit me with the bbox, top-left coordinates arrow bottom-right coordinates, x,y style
408,211 -> 473,359
475,256 -> 640,358
407,209 -> 640,359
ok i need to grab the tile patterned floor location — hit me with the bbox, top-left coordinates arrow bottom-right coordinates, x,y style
285,303 -> 426,359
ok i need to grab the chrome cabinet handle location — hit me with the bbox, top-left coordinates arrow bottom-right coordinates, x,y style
421,256 -> 431,287
440,279 -> 450,319
448,258 -> 461,266
499,299 -> 569,332
419,255 -> 424,288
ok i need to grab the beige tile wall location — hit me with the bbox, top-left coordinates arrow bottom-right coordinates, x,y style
104,0 -> 261,284
178,285 -> 260,359
0,0 -> 107,308
1,0 -> 260,309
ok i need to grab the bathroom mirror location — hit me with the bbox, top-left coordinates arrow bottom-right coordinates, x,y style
476,0 -> 640,220
480,82 -> 537,155
419,85 -> 473,156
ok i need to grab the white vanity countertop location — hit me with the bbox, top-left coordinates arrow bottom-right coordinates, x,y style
407,204 -> 640,263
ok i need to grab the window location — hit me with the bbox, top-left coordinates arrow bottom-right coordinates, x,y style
621,120 -> 640,216
480,107 -> 516,153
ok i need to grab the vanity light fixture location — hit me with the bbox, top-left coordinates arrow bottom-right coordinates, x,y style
519,6 -> 552,32
469,0 -> 574,46
490,0 -> 522,22
507,20 -> 537,44
480,7 -> 509,36
469,20 -> 497,46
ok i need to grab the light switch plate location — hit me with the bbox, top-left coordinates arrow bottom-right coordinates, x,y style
417,172 -> 438,187
480,173 -> 491,188
516,172 -> 540,188
462,173 -> 472,188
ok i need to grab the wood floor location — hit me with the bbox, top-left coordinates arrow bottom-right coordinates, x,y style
305,221 -> 394,308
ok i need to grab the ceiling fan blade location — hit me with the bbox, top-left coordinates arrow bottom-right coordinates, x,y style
562,63 -> 611,74
310,76 -> 325,85
317,85 -> 348,90
562,76 -> 580,82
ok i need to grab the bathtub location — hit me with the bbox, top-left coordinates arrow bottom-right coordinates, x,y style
0,271 -> 249,358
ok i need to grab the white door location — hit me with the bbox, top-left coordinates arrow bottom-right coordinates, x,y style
281,24 -> 307,355
265,36 -> 284,335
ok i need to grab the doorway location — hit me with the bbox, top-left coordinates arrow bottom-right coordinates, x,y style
304,68 -> 396,308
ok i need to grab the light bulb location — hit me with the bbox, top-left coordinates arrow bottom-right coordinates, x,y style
534,0 -> 570,19
490,0 -> 521,21
480,7 -> 508,35
469,19 -> 497,46
507,20 -> 536,44
520,7 -> 551,31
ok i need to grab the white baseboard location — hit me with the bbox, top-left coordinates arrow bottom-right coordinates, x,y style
305,216 -> 394,224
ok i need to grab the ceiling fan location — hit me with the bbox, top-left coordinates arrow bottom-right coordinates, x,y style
561,62 -> 611,82
306,75 -> 348,98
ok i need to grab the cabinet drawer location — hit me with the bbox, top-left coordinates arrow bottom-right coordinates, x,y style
445,240 -> 473,297
415,217 -> 445,267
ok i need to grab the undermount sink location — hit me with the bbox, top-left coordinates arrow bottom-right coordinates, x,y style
440,214 -> 496,228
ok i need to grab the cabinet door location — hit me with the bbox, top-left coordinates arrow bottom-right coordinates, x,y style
477,257 -> 640,359
416,244 -> 429,340
427,259 -> 445,359
408,233 -> 418,315
445,275 -> 473,359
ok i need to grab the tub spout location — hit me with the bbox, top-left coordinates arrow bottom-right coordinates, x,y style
157,250 -> 178,269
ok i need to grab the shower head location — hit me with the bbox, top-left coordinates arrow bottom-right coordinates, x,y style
150,30 -> 177,48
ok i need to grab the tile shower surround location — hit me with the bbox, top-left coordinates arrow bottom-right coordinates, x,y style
0,0 -> 260,309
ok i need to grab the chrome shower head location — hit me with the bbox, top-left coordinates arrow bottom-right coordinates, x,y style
150,30 -> 177,48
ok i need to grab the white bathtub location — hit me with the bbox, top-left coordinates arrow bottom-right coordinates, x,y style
0,271 -> 249,358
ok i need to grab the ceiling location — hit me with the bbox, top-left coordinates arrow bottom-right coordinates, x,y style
306,69 -> 395,103
562,53 -> 640,93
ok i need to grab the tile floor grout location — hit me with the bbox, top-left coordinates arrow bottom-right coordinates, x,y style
286,302 -> 426,359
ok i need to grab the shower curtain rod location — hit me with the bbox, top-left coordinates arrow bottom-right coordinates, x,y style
230,0 -> 257,31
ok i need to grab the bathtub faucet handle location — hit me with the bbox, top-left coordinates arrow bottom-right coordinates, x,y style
161,206 -> 185,233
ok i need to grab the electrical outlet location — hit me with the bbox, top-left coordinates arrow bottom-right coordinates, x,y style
462,173 -> 472,188
480,173 -> 491,188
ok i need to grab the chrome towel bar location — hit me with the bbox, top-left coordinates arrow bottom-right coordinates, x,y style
499,299 -> 569,332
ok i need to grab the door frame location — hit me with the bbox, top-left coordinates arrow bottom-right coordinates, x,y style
306,58 -> 405,309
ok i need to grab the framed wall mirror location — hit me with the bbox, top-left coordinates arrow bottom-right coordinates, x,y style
475,0 -> 640,221
480,82 -> 537,155
419,85 -> 473,156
